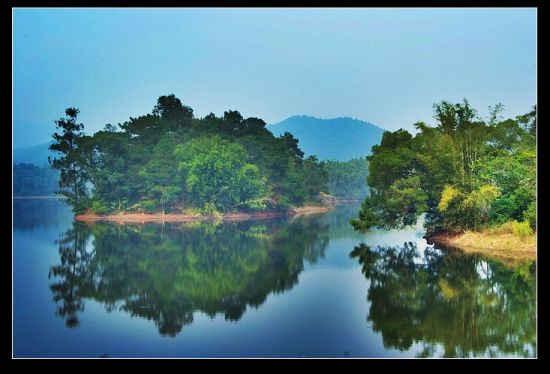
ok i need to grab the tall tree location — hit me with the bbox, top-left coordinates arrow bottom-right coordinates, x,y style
48,108 -> 89,211
516,105 -> 536,141
152,94 -> 193,122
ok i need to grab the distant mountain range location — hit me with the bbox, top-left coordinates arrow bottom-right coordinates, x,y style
14,115 -> 386,165
268,115 -> 385,161
13,142 -> 54,166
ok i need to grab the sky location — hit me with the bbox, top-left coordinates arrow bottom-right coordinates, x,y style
13,8 -> 536,148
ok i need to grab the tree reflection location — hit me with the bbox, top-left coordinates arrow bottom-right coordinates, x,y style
49,217 -> 329,336
48,222 -> 93,328
350,242 -> 536,357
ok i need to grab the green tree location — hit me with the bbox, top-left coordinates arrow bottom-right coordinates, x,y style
175,136 -> 266,211
352,100 -> 536,233
280,132 -> 305,158
516,105 -> 536,141
325,157 -> 370,199
138,134 -> 185,213
303,155 -> 328,200
55,95 -> 327,214
153,94 -> 194,122
438,185 -> 501,231
477,150 -> 535,224
48,108 -> 90,212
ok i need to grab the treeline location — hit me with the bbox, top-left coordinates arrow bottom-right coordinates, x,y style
49,95 -> 328,214
352,100 -> 536,234
325,157 -> 369,200
13,163 -> 59,196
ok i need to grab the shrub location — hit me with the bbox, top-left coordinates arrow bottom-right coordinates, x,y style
523,201 -> 536,231
182,207 -> 201,216
140,199 -> 158,213
91,200 -> 112,214
438,185 -> 462,212
274,196 -> 291,211
494,221 -> 514,235
237,198 -> 269,212
492,220 -> 533,237
511,220 -> 533,238
74,196 -> 93,214
438,184 -> 500,231
199,202 -> 220,216
127,203 -> 141,212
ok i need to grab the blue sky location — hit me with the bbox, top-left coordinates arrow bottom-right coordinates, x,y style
13,8 -> 536,148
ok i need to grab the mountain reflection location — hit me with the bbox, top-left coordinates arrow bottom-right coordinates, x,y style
350,242 -> 536,357
49,217 -> 329,337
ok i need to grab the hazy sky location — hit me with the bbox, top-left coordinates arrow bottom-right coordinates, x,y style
13,8 -> 536,148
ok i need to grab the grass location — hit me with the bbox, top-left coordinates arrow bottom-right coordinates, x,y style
487,220 -> 533,237
432,226 -> 536,268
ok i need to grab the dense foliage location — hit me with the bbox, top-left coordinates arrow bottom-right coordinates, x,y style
48,107 -> 89,208
351,100 -> 536,233
13,163 -> 59,196
49,95 -> 328,214
324,157 -> 370,200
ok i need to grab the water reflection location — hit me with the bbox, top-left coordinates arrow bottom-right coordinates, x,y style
350,242 -> 536,357
323,203 -> 368,241
49,217 -> 329,336
13,199 -> 73,230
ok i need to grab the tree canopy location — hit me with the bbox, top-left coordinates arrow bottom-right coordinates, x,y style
48,108 -> 89,211
351,100 -> 536,233
49,95 -> 328,214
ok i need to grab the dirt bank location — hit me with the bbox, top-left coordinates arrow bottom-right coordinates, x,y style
290,205 -> 334,216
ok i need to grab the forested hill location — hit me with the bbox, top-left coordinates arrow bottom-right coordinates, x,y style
13,142 -> 54,166
268,115 -> 385,161
13,163 -> 58,196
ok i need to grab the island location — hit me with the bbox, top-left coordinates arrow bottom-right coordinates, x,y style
48,95 -> 335,222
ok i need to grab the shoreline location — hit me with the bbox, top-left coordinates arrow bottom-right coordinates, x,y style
427,230 -> 536,267
74,205 -> 334,223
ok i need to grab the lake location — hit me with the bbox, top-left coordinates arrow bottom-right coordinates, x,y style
13,199 -> 536,358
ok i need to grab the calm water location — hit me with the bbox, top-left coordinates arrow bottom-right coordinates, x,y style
13,200 -> 536,358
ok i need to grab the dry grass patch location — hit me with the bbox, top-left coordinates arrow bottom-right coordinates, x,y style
444,230 -> 536,267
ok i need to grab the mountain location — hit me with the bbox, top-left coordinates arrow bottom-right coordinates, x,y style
268,115 -> 385,161
13,142 -> 54,166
